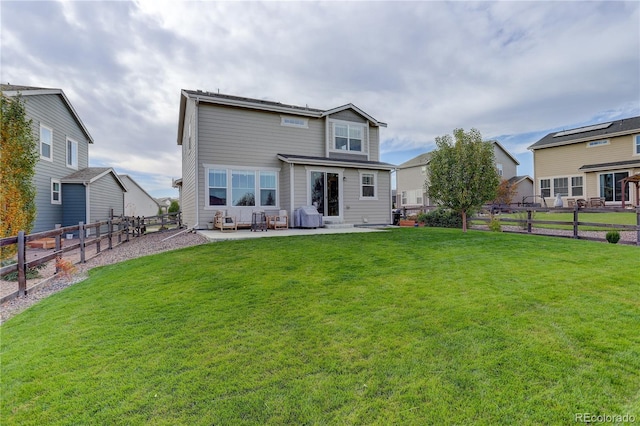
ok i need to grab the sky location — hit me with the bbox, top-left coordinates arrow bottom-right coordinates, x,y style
2,0 -> 639,198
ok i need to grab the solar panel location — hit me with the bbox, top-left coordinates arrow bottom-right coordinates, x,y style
553,122 -> 612,137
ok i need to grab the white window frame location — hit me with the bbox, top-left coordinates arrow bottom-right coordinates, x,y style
203,165 -> 280,209
540,179 -> 551,198
280,115 -> 308,129
496,163 -> 503,177
66,138 -> 78,169
359,170 -> 378,200
51,179 -> 61,205
634,135 -> 640,156
330,120 -> 366,153
570,176 -> 583,197
40,124 -> 53,161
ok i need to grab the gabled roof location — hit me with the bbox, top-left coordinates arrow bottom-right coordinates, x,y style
62,167 -> 127,191
491,140 -> 520,165
1,84 -> 95,144
120,174 -> 158,205
277,153 -> 395,170
177,89 -> 386,145
398,152 -> 432,169
507,175 -> 533,185
528,115 -> 640,150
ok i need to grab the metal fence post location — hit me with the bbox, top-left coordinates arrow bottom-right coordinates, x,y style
17,231 -> 26,296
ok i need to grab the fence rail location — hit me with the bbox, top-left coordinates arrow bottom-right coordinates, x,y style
471,205 -> 640,246
1,212 -> 182,297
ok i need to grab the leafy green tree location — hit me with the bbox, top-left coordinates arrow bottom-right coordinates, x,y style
1,94 -> 38,259
426,128 -> 499,232
168,200 -> 180,216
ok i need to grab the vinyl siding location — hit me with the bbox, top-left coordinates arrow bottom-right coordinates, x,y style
343,169 -> 392,225
180,99 -> 197,227
494,146 -> 517,180
88,174 -> 124,224
22,94 -> 90,232
397,165 -> 429,206
533,134 -> 638,204
122,176 -> 159,217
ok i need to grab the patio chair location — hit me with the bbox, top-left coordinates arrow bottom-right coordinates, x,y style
566,198 -> 575,207
214,211 -> 237,232
589,197 -> 605,207
576,198 -> 588,208
269,210 -> 289,230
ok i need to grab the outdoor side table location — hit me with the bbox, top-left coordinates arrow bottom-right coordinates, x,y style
251,211 -> 267,232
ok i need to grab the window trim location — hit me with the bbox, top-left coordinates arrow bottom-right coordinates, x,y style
329,120 -> 366,154
634,134 -> 640,156
203,164 -> 280,209
40,124 -> 53,161
51,178 -> 61,205
280,115 -> 308,129
541,175 -> 585,198
66,138 -> 79,169
359,170 -> 378,200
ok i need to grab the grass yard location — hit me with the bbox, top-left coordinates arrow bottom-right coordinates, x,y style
2,228 -> 639,425
493,211 -> 637,231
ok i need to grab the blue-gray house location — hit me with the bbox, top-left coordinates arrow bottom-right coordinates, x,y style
1,84 -> 126,233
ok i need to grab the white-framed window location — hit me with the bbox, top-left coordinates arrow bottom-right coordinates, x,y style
635,135 -> 640,155
587,139 -> 609,148
51,179 -> 61,204
401,191 -> 407,205
205,166 -> 279,208
496,163 -> 503,177
333,122 -> 364,152
553,177 -> 568,196
207,169 -> 227,206
540,179 -> 551,198
571,176 -> 583,197
40,124 -> 53,161
280,116 -> 308,128
359,171 -> 377,199
66,138 -> 78,169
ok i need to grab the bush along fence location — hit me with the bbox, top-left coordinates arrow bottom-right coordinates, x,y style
0,212 -> 182,297
472,205 -> 640,246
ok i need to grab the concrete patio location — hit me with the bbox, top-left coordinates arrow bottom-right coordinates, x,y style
197,226 -> 389,241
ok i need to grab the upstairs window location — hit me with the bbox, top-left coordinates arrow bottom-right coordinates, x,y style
635,135 -> 640,155
334,123 -> 363,152
496,163 -> 503,177
67,138 -> 78,169
40,124 -> 53,161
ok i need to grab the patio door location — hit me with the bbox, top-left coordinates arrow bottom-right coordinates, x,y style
599,171 -> 629,203
310,171 -> 340,217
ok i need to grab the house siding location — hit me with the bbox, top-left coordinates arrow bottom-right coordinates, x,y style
23,94 -> 91,232
533,134 -> 638,204
181,98 -> 197,228
122,176 -> 159,217
397,166 -> 428,207
88,174 -> 124,224
494,147 -> 517,179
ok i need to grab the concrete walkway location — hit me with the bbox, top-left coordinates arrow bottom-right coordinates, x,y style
197,226 -> 389,241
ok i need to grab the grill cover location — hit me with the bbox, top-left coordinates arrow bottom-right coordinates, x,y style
294,206 -> 323,228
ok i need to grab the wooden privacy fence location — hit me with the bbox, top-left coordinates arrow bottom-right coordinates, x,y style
472,205 -> 640,246
0,212 -> 182,297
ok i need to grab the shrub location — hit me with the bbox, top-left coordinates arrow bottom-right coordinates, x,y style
168,200 -> 180,216
606,231 -> 621,244
1,259 -> 45,281
421,209 -> 462,229
416,212 -> 428,224
489,215 -> 502,232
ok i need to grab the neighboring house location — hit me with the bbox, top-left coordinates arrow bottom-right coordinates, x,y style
2,84 -> 127,233
528,116 -> 640,207
61,167 -> 126,232
120,175 -> 160,217
396,141 -> 531,208
2,84 -> 94,232
176,90 -> 394,229
156,197 -> 175,214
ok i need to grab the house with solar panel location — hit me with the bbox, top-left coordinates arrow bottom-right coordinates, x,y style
528,116 -> 640,208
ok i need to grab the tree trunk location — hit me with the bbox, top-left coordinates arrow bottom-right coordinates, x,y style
462,210 -> 467,232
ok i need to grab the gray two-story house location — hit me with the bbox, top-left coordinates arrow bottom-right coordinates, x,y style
1,84 -> 125,233
176,90 -> 394,229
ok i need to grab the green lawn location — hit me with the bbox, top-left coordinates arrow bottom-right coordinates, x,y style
2,229 -> 639,425
491,211 -> 637,231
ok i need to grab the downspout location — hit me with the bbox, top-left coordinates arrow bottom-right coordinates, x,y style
390,168 -> 395,224
289,162 -> 295,217
194,97 -> 200,229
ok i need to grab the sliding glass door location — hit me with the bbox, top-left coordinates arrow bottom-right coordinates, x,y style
599,172 -> 629,203
310,171 -> 340,217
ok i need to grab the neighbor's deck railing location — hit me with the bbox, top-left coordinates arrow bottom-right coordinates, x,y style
471,205 -> 640,246
0,212 -> 182,297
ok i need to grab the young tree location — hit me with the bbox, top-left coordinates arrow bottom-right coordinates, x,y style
0,94 -> 38,259
494,179 -> 518,207
426,128 -> 499,232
